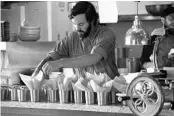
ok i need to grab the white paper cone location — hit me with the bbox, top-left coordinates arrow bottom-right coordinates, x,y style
112,82 -> 128,93
73,78 -> 91,91
19,73 -> 34,90
32,71 -> 45,90
90,80 -> 105,92
102,80 -> 113,92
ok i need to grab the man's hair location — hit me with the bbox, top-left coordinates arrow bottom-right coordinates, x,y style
69,1 -> 99,25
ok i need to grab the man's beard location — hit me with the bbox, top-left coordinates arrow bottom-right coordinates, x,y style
77,23 -> 92,38
164,23 -> 174,35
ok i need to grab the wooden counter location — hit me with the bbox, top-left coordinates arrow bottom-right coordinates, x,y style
1,101 -> 174,116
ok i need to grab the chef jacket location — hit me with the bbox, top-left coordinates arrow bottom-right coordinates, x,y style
48,25 -> 119,79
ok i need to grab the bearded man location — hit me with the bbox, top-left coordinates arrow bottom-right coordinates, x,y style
33,1 -> 120,79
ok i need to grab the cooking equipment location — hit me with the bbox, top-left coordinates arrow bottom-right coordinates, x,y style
17,86 -> 29,102
1,85 -> 9,101
47,89 -> 59,102
97,92 -> 109,105
9,85 -> 19,101
126,57 -> 141,73
59,90 -> 70,103
146,4 -> 172,16
30,90 -> 40,102
74,91 -> 85,104
1,21 -> 10,41
85,91 -> 95,105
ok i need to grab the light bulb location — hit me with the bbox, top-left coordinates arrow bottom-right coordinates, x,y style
125,16 -> 150,45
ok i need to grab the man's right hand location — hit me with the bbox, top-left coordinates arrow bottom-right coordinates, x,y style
31,66 -> 41,78
143,62 -> 154,69
32,56 -> 52,78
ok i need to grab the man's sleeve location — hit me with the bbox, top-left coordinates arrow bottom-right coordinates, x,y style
91,29 -> 116,60
47,37 -> 70,60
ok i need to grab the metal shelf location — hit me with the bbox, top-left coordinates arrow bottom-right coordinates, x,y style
118,14 -> 161,22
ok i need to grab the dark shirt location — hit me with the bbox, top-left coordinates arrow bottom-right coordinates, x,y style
48,26 -> 119,79
140,31 -> 174,68
156,32 -> 174,68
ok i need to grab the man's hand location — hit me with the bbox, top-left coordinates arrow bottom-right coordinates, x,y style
151,27 -> 165,36
142,54 -> 154,68
143,62 -> 154,69
42,60 -> 61,75
32,67 -> 41,77
149,54 -> 154,61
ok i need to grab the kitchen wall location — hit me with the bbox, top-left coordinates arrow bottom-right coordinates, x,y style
1,4 -> 21,34
51,1 -> 73,41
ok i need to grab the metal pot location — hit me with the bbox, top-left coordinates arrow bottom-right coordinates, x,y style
126,57 -> 141,73
146,4 -> 172,16
1,21 -> 10,41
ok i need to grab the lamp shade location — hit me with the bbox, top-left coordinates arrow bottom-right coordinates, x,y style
125,16 -> 150,45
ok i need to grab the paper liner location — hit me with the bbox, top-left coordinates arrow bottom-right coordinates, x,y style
57,77 -> 73,91
46,72 -> 65,90
86,72 -> 111,86
89,80 -> 113,92
46,78 -> 58,90
112,75 -> 128,93
19,73 -> 34,90
72,77 -> 92,92
112,81 -> 128,93
20,71 -> 47,90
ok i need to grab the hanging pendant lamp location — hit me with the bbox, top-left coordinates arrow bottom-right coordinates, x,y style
125,1 -> 150,45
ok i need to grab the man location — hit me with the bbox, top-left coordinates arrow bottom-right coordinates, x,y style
33,1 -> 119,79
141,6 -> 174,69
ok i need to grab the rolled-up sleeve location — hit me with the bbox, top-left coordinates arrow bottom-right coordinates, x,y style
91,29 -> 116,60
47,37 -> 70,60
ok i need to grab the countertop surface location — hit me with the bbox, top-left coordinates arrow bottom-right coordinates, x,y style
1,101 -> 174,115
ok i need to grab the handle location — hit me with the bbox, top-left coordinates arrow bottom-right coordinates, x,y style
118,96 -> 130,102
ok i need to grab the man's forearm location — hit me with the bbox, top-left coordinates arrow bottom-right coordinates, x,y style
57,53 -> 102,68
